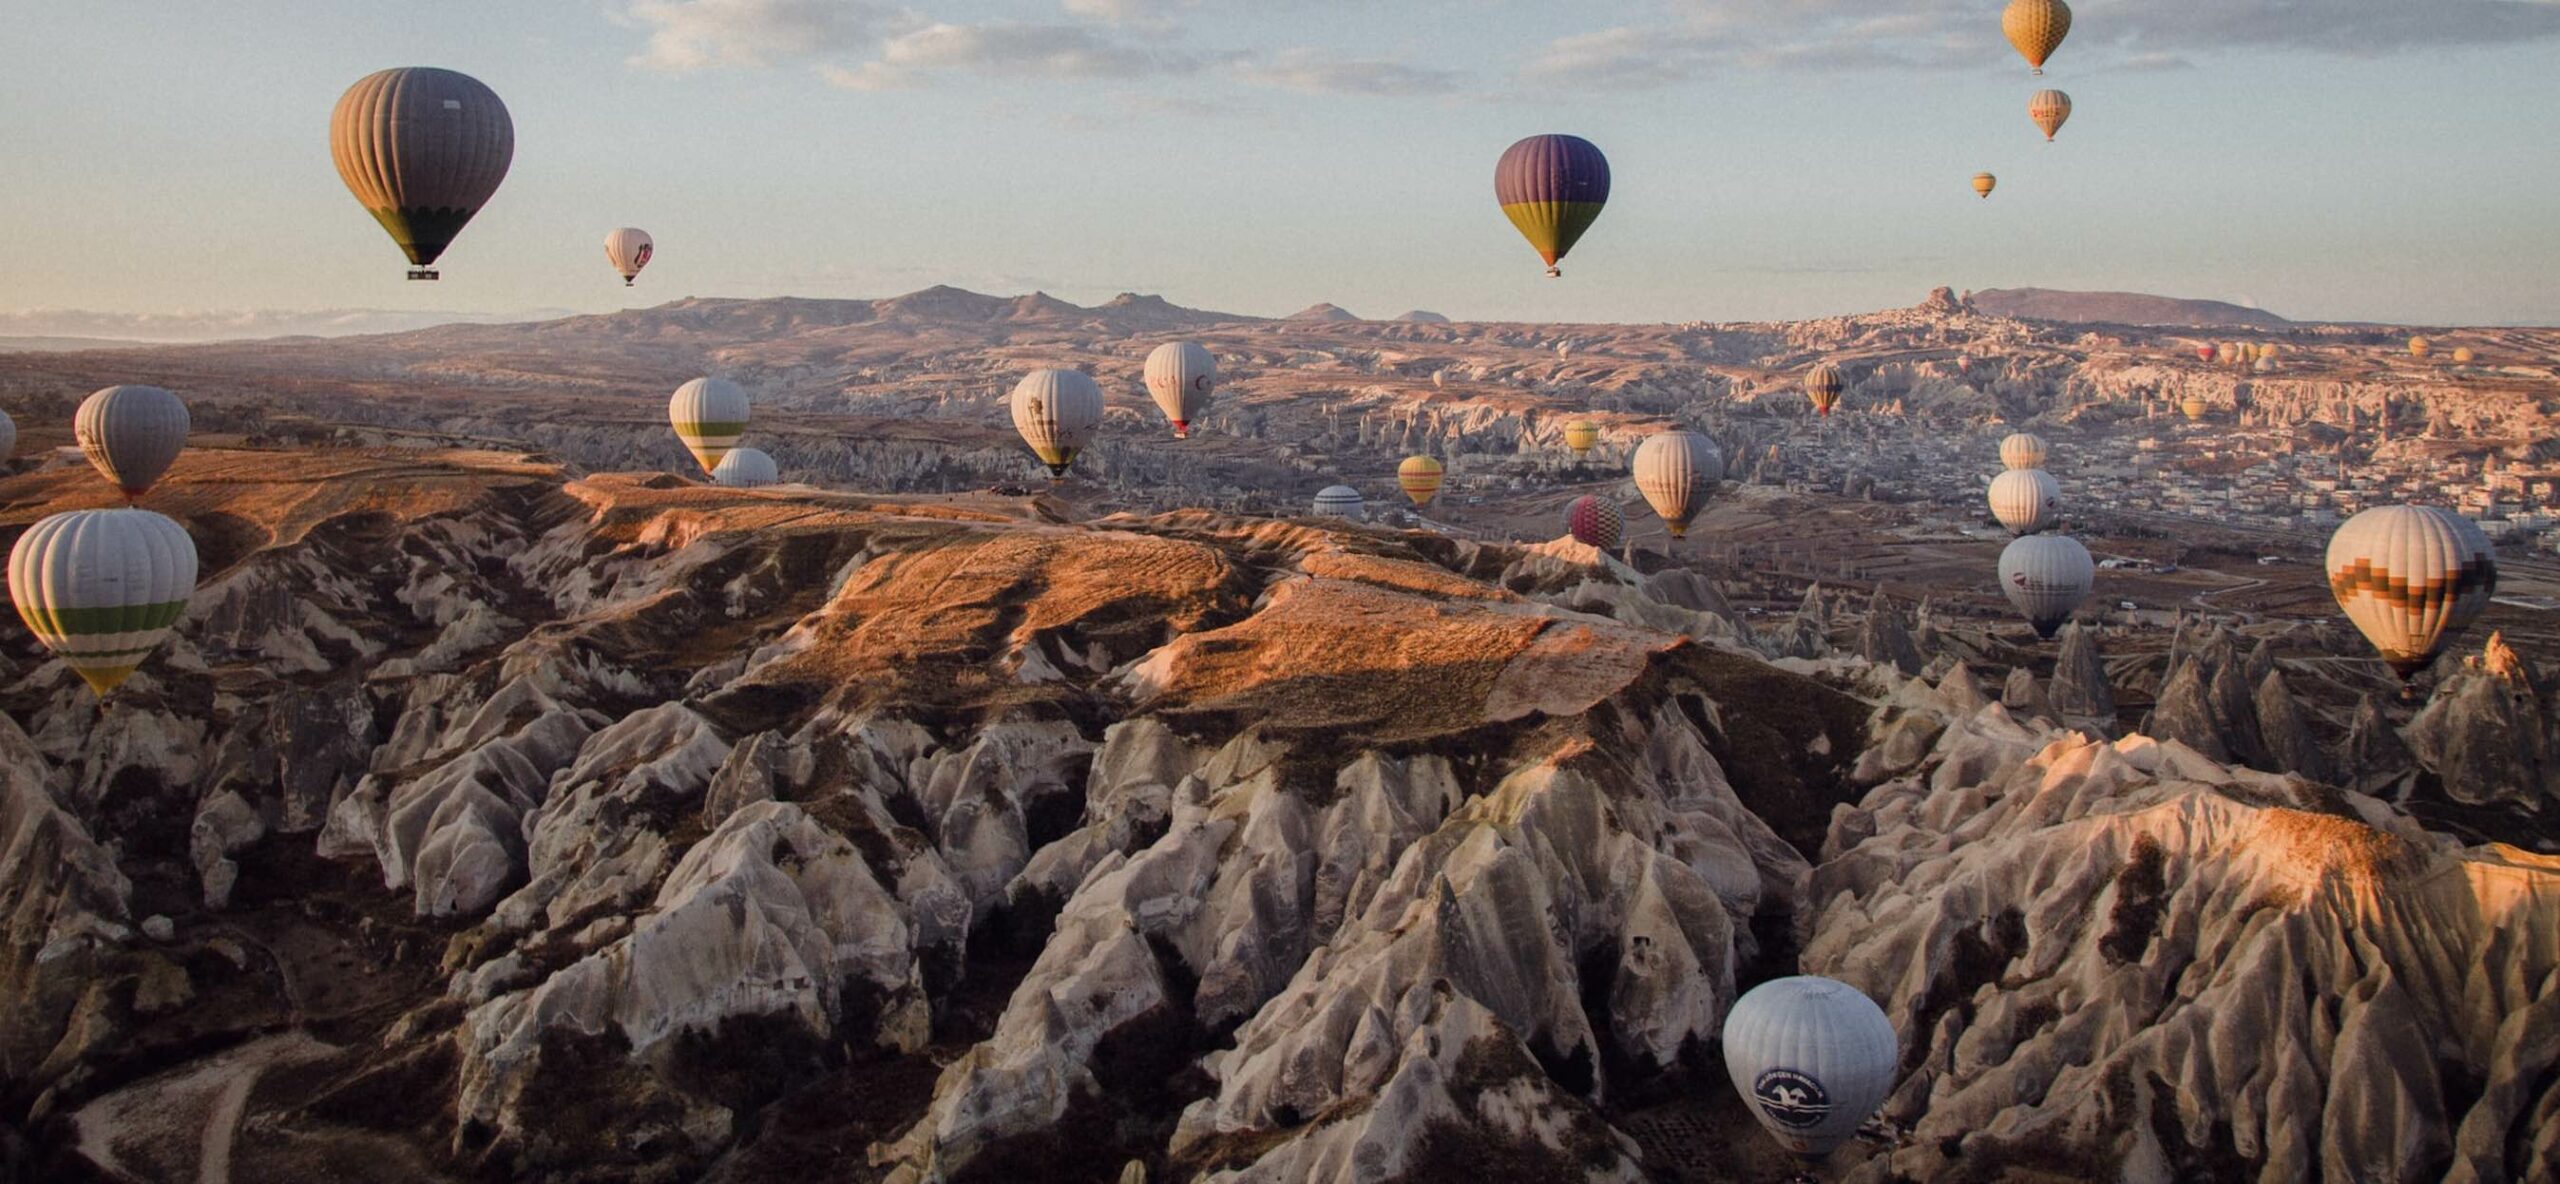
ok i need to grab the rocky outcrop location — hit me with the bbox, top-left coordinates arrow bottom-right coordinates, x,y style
1855,588 -> 1925,676
2407,633 -> 2560,809
2048,622 -> 2115,726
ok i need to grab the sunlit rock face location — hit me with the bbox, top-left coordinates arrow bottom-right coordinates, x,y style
0,444 -> 2551,1184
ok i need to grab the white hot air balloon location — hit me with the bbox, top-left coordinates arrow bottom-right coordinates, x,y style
1998,431 -> 2048,472
1144,342 -> 1216,439
1633,429 -> 1725,539
604,227 -> 654,286
8,508 -> 199,695
710,447 -> 778,488
1010,369 -> 1104,481
74,385 -> 189,501
2000,535 -> 2095,639
669,377 -> 749,476
1311,485 -> 1364,519
1722,976 -> 1898,1160
2327,505 -> 2497,688
1987,468 -> 2061,535
0,407 -> 16,460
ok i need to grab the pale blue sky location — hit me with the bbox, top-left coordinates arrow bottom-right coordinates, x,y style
5,0 -> 2559,329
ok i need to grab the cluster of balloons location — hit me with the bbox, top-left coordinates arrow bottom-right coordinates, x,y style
1989,431 -> 2093,638
1973,0 -> 2077,198
667,378 -> 777,488
7,386 -> 202,696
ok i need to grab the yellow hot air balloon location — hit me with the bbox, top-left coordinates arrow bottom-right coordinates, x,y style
2409,336 -> 2431,359
1562,420 -> 1599,456
2180,397 -> 2209,422
1805,363 -> 1845,416
1397,456 -> 1444,507
2029,90 -> 2072,142
2003,0 -> 2072,75
1972,173 -> 1997,199
2452,346 -> 2476,364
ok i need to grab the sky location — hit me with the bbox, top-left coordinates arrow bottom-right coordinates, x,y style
5,0 -> 2560,335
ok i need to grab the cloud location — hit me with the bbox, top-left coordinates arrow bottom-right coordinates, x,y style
1523,0 -> 2560,89
823,20 -> 1207,90
0,308 -> 578,343
1059,0 -> 1193,27
624,0 -> 896,72
1234,48 -> 1464,96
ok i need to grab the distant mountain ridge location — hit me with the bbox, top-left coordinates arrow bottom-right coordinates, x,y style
1968,288 -> 2290,329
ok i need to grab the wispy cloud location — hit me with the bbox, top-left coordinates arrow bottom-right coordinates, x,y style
823,20 -> 1207,90
1233,48 -> 1464,96
623,0 -> 899,72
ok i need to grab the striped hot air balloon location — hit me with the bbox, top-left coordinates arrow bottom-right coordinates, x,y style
1495,135 -> 1610,278
2003,0 -> 2072,75
1633,430 -> 1724,539
604,228 -> 654,286
2409,336 -> 2431,359
1562,420 -> 1599,456
1972,172 -> 1997,199
1999,432 -> 2048,472
329,68 -> 514,280
2327,505 -> 2497,686
2029,89 -> 2072,141
1311,485 -> 1364,519
668,377 -> 749,475
1723,977 -> 1899,1161
1397,456 -> 1444,507
9,508 -> 198,695
711,448 -> 778,488
1805,363 -> 1845,416
1010,369 -> 1103,480
75,385 -> 189,502
1144,342 -> 1216,439
1566,495 -> 1622,551
1988,469 -> 2061,535
1999,535 -> 2094,639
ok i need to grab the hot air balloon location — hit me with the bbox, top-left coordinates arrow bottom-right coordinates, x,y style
2180,397 -> 2209,422
1010,369 -> 1103,481
9,508 -> 198,695
2327,505 -> 2497,689
1633,430 -> 1724,539
1144,342 -> 1216,439
0,408 -> 16,461
2000,535 -> 2094,639
1972,173 -> 1997,199
75,385 -> 189,502
1562,420 -> 1599,456
1805,363 -> 1846,417
2409,336 -> 2431,359
1999,432 -> 2048,472
2029,90 -> 2072,141
2452,346 -> 2476,364
668,378 -> 749,476
1397,456 -> 1445,507
329,68 -> 514,281
2003,0 -> 2072,75
2259,343 -> 2281,361
1311,485 -> 1364,519
2254,355 -> 2276,374
1722,977 -> 1898,1161
2194,344 -> 2216,362
711,448 -> 778,488
1566,495 -> 1623,551
1495,135 -> 1610,278
604,228 -> 654,286
1988,468 -> 2061,535
2215,342 -> 2238,366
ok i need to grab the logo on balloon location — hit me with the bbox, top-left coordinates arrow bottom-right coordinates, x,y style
1752,1067 -> 1832,1130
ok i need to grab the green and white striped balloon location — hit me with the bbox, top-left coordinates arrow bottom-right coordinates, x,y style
8,508 -> 198,694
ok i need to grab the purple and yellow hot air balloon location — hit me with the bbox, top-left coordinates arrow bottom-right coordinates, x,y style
1495,135 -> 1610,279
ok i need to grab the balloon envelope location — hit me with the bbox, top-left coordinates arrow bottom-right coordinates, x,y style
2327,505 -> 2497,680
1999,432 -> 2048,471
1495,135 -> 1610,277
2180,398 -> 2209,422
75,385 -> 190,500
1972,173 -> 1997,199
1144,342 -> 1216,438
1566,495 -> 1622,551
711,447 -> 778,488
1397,456 -> 1444,507
1805,363 -> 1845,416
2003,0 -> 2073,73
1722,976 -> 1898,1160
2409,336 -> 2431,358
605,228 -> 654,285
1988,469 -> 2061,535
2029,89 -> 2072,140
1311,485 -> 1364,519
9,508 -> 198,695
2000,535 -> 2094,638
1010,369 -> 1104,480
669,378 -> 750,475
1562,420 -> 1599,455
330,68 -> 514,276
1633,430 -> 1724,539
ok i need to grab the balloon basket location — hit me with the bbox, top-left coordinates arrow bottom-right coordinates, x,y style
407,268 -> 439,281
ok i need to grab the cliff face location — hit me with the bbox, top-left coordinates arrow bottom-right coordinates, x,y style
2,451 -> 2553,1184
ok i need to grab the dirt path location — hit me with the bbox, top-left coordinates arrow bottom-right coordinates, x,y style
73,1031 -> 335,1184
